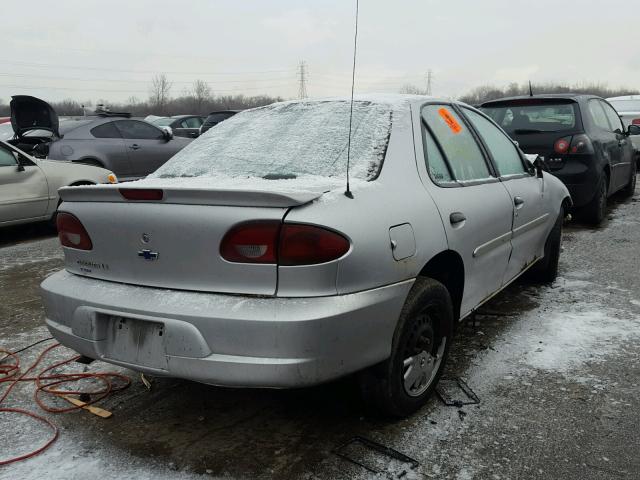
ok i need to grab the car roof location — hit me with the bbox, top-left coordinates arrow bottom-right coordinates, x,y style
479,93 -> 600,106
171,114 -> 200,119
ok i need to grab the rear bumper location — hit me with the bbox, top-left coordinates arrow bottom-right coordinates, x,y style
40,270 -> 412,388
551,156 -> 599,207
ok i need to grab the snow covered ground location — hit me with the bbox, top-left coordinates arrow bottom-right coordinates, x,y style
1,192 -> 640,479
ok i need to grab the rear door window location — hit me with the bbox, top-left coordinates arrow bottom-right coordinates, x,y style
601,101 -> 624,133
463,108 -> 526,176
183,117 -> 202,128
421,105 -> 491,182
115,120 -> 164,140
422,127 -> 453,183
588,100 -> 611,130
90,122 -> 122,139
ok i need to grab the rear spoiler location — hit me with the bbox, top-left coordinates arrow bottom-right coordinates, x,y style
58,184 -> 324,208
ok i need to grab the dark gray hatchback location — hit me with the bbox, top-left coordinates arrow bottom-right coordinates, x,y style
480,94 -> 640,224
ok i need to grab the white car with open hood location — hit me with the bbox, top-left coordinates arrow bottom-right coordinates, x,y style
0,140 -> 116,227
40,96 -> 570,416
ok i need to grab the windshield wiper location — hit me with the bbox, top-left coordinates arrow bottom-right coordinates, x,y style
262,173 -> 297,180
513,128 -> 546,134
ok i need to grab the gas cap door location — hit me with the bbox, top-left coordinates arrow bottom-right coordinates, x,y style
389,223 -> 416,261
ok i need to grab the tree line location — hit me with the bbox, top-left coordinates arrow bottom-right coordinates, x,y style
0,74 -> 283,117
1,75 -> 637,117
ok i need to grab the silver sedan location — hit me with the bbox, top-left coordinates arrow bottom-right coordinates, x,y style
41,95 -> 570,416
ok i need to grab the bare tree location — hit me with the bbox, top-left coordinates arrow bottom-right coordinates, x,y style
149,74 -> 172,114
190,80 -> 212,113
399,84 -> 428,95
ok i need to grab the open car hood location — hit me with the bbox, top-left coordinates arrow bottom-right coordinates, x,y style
10,95 -> 59,138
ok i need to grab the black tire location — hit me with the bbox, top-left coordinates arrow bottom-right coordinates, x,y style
583,174 -> 608,225
527,205 -> 564,283
358,277 -> 454,417
621,161 -> 637,198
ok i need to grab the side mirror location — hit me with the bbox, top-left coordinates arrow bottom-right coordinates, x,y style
533,156 -> 548,178
12,151 -> 25,172
160,126 -> 173,141
627,124 -> 640,136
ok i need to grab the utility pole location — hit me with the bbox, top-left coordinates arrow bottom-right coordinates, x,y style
426,69 -> 433,96
297,61 -> 308,99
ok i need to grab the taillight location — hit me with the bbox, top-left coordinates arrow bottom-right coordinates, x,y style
569,134 -> 594,154
119,188 -> 163,201
56,213 -> 93,250
554,137 -> 571,154
279,224 -> 350,266
632,118 -> 640,125
220,221 -> 280,264
220,222 -> 350,265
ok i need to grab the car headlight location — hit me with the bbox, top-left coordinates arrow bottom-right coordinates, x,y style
107,173 -> 118,184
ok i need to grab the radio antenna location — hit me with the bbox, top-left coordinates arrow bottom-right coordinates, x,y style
344,0 -> 359,199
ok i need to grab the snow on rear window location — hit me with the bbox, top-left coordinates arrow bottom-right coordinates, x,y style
150,100 -> 392,181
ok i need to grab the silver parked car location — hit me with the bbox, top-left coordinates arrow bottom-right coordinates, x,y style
41,96 -> 570,416
0,140 -> 115,227
607,95 -> 640,163
7,96 -> 192,182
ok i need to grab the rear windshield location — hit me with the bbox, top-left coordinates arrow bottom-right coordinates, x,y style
204,112 -> 235,125
608,99 -> 640,112
480,102 -> 578,134
151,117 -> 174,126
151,101 -> 393,181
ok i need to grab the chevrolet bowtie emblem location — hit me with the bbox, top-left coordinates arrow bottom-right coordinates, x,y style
138,249 -> 159,261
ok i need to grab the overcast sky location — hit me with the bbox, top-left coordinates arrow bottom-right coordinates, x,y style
2,0 -> 638,104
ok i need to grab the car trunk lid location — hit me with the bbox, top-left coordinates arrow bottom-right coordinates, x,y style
58,183 -> 328,295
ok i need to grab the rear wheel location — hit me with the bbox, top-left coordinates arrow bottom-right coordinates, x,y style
358,277 -> 453,417
527,205 -> 563,283
621,161 -> 637,198
583,174 -> 608,225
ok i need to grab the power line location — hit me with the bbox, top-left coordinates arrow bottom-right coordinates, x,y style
0,72 -> 291,85
0,59 -> 294,76
0,82 -> 292,94
297,61 -> 308,99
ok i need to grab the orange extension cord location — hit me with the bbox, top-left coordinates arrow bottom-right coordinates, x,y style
0,341 -> 131,466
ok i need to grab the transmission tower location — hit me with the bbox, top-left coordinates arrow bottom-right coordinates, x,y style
297,61 -> 308,99
426,69 -> 433,96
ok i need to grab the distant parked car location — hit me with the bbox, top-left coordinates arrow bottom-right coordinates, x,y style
7,96 -> 192,182
0,139 -> 115,227
0,117 -> 9,124
607,95 -> 640,164
480,94 -> 639,224
151,115 -> 205,139
42,96 -> 571,417
199,110 -> 239,135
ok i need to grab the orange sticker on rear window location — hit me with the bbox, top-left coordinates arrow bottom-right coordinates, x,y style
438,108 -> 462,134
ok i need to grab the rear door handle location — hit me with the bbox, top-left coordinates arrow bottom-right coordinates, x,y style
449,212 -> 466,225
514,196 -> 525,208
129,144 -> 141,150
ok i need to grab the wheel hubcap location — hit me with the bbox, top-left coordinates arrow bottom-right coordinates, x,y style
401,313 -> 446,397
